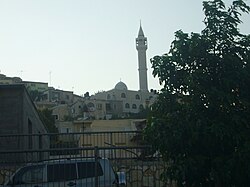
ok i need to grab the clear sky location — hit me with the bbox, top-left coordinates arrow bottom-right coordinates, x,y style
0,0 -> 249,95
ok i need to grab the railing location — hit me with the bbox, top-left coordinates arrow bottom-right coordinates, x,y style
0,131 -> 170,187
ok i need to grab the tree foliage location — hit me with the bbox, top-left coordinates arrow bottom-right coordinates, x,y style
38,108 -> 58,133
145,0 -> 250,186
28,90 -> 43,101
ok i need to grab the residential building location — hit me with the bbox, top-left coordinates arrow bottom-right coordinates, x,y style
22,81 -> 48,93
0,74 -> 22,84
42,87 -> 74,105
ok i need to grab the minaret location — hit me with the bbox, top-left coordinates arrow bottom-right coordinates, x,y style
136,22 -> 148,92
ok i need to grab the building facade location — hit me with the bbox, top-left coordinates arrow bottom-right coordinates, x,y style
0,84 -> 49,162
22,81 -> 48,93
92,81 -> 156,119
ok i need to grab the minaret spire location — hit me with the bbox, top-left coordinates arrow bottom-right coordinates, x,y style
136,22 -> 148,92
138,20 -> 144,37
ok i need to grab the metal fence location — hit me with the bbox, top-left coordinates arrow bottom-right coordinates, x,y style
0,131 -> 171,187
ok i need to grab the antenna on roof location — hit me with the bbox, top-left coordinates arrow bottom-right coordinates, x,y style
49,71 -> 52,86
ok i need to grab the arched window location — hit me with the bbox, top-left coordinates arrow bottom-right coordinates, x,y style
139,104 -> 144,110
125,103 -> 130,108
132,104 -> 137,109
135,94 -> 140,100
121,93 -> 126,98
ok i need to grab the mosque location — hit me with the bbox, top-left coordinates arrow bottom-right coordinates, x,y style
85,24 -> 157,119
0,24 -> 157,121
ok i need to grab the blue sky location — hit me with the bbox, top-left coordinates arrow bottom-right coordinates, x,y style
0,0 -> 249,95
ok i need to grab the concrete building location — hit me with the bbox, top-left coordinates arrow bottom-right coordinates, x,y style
51,104 -> 70,121
22,81 -> 48,93
78,119 -> 145,158
54,119 -> 144,147
0,84 -> 49,163
42,87 -> 74,105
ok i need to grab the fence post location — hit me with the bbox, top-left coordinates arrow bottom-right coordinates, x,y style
94,146 -> 99,187
38,134 -> 42,160
110,132 -> 113,159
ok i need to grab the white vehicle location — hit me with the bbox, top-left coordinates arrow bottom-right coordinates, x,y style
2,158 -> 124,187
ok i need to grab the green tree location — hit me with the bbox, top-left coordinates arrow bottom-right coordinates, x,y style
28,90 -> 42,101
125,106 -> 152,119
38,108 -> 58,133
145,0 -> 250,186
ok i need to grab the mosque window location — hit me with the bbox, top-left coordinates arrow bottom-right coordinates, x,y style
135,94 -> 140,100
125,103 -> 130,108
121,93 -> 126,98
106,103 -> 111,111
97,104 -> 102,110
132,104 -> 137,109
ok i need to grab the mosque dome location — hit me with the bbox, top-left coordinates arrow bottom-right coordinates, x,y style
115,81 -> 128,90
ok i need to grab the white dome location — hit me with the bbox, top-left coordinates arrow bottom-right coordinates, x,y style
115,81 -> 128,90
